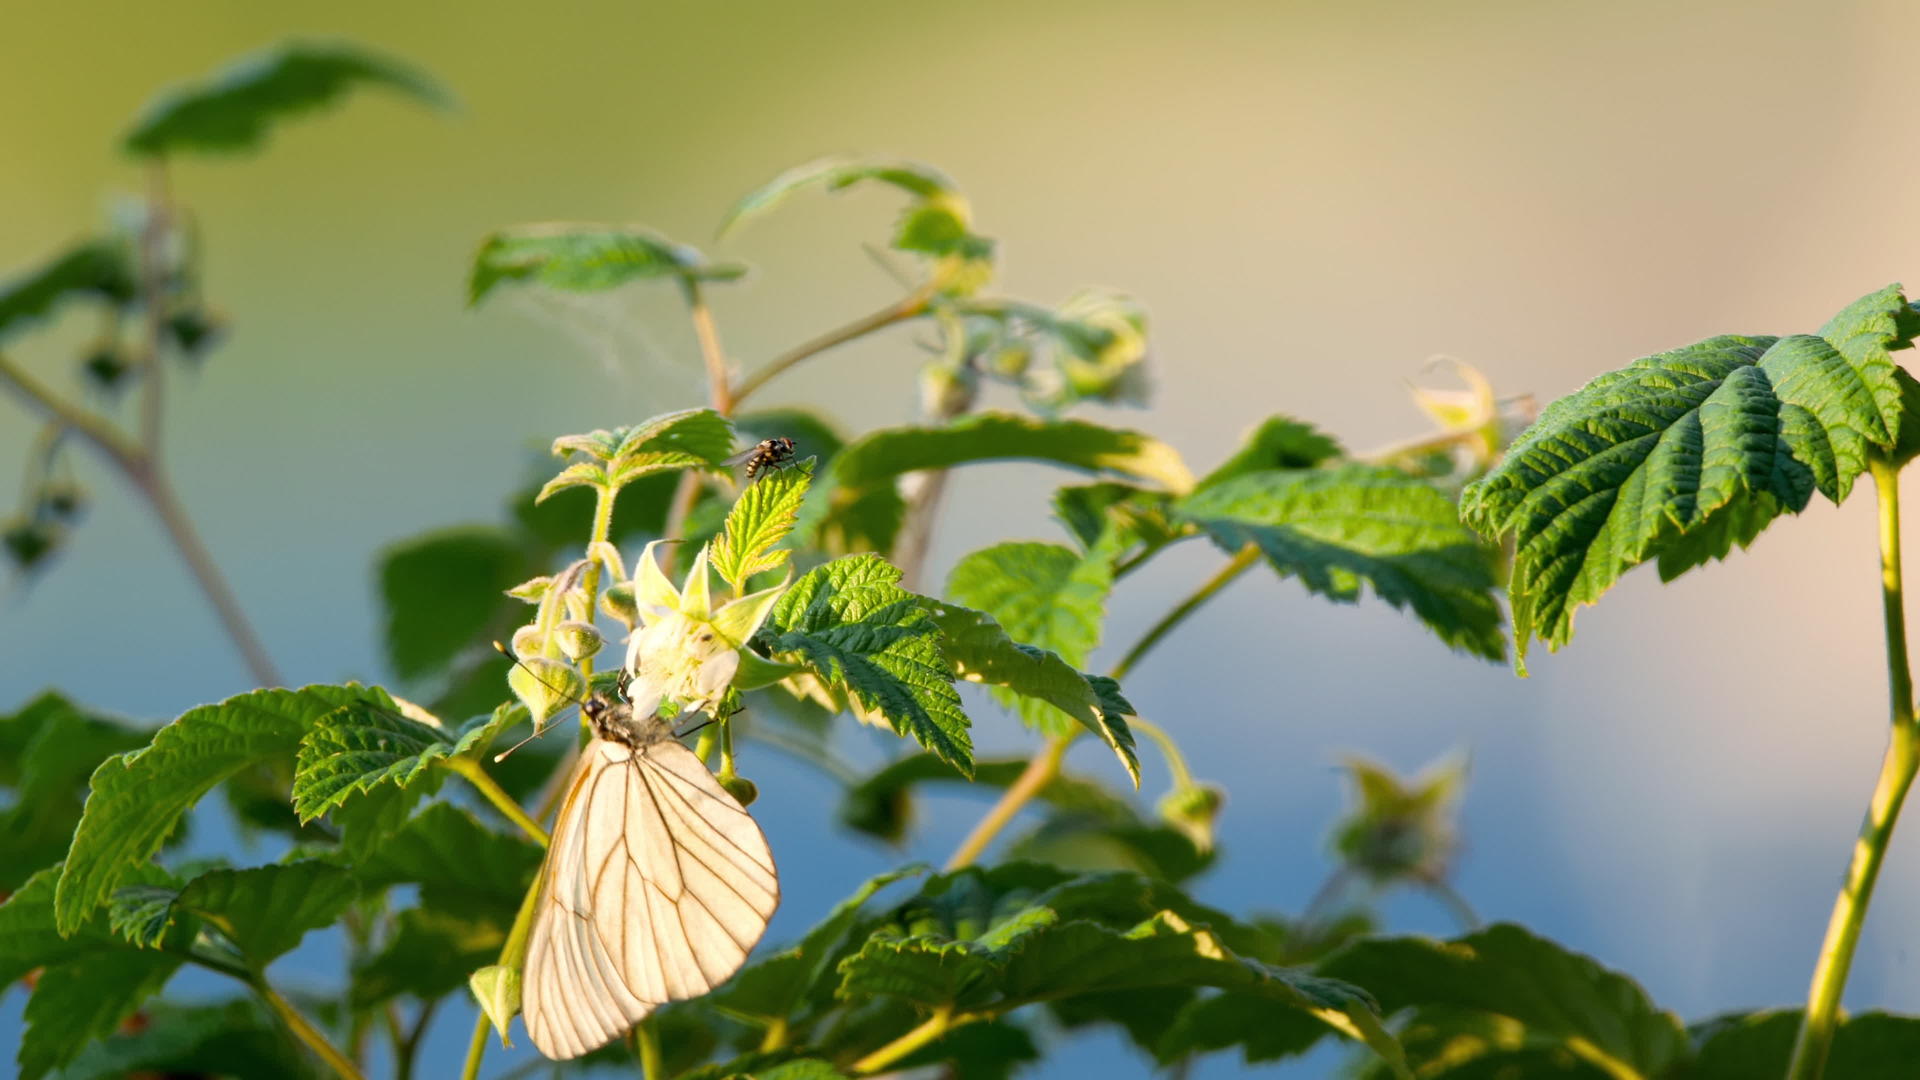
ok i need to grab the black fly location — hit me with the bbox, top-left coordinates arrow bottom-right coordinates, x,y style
725,437 -> 797,481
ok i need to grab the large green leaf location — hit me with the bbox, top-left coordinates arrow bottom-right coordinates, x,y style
1688,1010 -> 1920,1080
764,555 -> 973,775
292,699 -> 518,824
55,685 -> 378,933
52,998 -> 311,1080
544,409 -> 737,499
920,600 -> 1137,782
1320,923 -> 1689,1079
0,693 -> 149,891
1196,415 -> 1346,492
713,866 -> 926,1024
21,949 -> 180,1080
838,752 -> 1131,844
130,862 -> 358,968
1153,990 -> 1337,1066
0,240 -> 136,341
830,412 -> 1194,494
123,40 -> 452,156
352,906 -> 504,1007
1177,465 -> 1505,661
351,802 -> 541,921
378,526 -> 530,681
468,224 -> 745,305
1461,284 -> 1920,661
711,460 -> 813,591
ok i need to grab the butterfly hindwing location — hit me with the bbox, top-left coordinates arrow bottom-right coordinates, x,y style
522,737 -> 778,1060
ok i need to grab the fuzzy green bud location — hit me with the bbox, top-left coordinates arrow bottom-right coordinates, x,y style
718,773 -> 759,808
508,656 -> 584,722
552,619 -> 603,662
601,581 -> 638,627
1158,782 -> 1226,854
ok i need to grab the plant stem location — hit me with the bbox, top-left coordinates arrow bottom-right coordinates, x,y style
945,736 -> 1068,870
577,482 -> 618,681
731,289 -> 933,409
446,757 -> 550,846
396,999 -> 438,1080
1425,879 -> 1482,932
1128,716 -> 1194,789
138,160 -> 171,455
1787,457 -> 1920,1080
1110,544 -> 1260,682
850,1004 -> 965,1074
636,1017 -> 663,1079
460,1011 -> 489,1080
255,977 -> 366,1080
683,281 -> 735,416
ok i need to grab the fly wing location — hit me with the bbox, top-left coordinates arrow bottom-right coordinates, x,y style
522,741 -> 658,1060
521,738 -> 780,1060
722,444 -> 762,467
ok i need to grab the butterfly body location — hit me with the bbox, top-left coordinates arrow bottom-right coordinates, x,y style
521,691 -> 779,1059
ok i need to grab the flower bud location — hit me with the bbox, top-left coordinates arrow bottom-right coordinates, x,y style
508,656 -> 586,723
919,362 -> 977,419
601,581 -> 638,627
718,773 -> 759,808
509,624 -> 547,660
552,620 -> 604,662
990,344 -> 1031,378
1158,782 -> 1226,853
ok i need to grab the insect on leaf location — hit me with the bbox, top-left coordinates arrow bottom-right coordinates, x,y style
711,459 -> 814,592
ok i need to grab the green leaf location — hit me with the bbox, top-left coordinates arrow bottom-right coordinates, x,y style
292,699 -> 518,823
1461,284 -> 1920,661
55,685 -> 379,934
379,527 -> 530,681
1196,415 -> 1346,491
945,540 -> 1123,737
0,693 -> 149,891
469,224 -> 745,306
713,866 -> 927,1023
724,156 -> 955,231
1004,814 -> 1212,885
1052,482 -> 1181,554
551,409 -> 737,485
0,240 -> 136,341
712,460 -> 814,591
353,906 -> 504,1007
1687,1009 -> 1920,1080
831,412 -> 1194,494
123,40 -> 452,156
764,555 -> 973,776
1153,990 -> 1336,1066
891,1019 -> 1038,1080
1319,922 -> 1689,1078
141,861 -> 358,967
352,802 -> 541,921
920,600 -> 1137,783
20,949 -> 180,1080
1179,465 -> 1505,660
838,753 -> 1130,844
52,998 -> 311,1080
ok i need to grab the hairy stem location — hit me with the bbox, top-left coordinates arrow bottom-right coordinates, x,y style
1787,457 -> 1920,1080
851,1004 -> 967,1075
1128,715 -> 1194,789
446,757 -> 550,846
1110,544 -> 1260,682
636,1018 -> 664,1080
578,482 -> 618,680
731,289 -> 933,409
945,736 -> 1068,870
255,977 -> 365,1080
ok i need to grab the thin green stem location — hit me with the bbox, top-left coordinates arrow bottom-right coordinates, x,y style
446,757 -> 550,846
138,160 -> 171,455
1128,715 -> 1194,789
636,1017 -> 664,1080
1110,544 -> 1260,682
850,1004 -> 966,1074
945,736 -> 1068,870
461,1011 -> 489,1080
255,977 -> 365,1080
1787,457 -> 1920,1080
578,482 -> 618,679
1425,879 -> 1482,932
731,289 -> 933,409
683,281 -> 735,416
396,998 -> 438,1080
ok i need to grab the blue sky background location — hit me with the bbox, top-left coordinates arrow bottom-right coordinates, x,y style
8,1 -> 1920,1075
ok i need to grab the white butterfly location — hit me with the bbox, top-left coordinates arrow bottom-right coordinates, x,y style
520,686 -> 779,1059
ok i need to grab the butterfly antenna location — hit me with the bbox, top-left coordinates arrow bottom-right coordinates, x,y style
490,640 -> 590,763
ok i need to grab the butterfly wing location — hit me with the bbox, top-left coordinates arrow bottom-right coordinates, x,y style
522,738 -> 779,1060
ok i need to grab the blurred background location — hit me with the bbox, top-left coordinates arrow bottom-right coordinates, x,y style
7,0 -> 1920,1075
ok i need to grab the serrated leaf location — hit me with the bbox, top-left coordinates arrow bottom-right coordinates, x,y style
123,40 -> 452,156
20,949 -> 180,1080
764,555 -> 973,775
712,460 -> 814,590
838,753 -> 1132,845
1179,465 -> 1504,661
533,461 -> 608,502
0,240 -> 136,341
1196,415 -> 1346,491
469,223 -> 745,305
292,699 -> 518,825
1153,990 -> 1337,1066
52,998 -> 311,1080
831,412 -> 1194,494
714,865 -> 926,1022
554,410 -> 736,478
55,685 -> 379,934
353,906 -> 504,1007
378,526 -> 530,681
353,802 -> 542,920
1319,922 -> 1688,1078
921,601 -> 1137,782
0,693 -> 149,891
721,156 -> 957,235
1051,482 -> 1182,553
107,884 -> 182,949
163,861 -> 358,967
1461,284 -> 1920,661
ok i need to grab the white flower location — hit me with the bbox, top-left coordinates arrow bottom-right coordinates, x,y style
622,540 -> 785,718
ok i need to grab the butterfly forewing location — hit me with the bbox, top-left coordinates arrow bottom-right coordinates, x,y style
522,737 -> 779,1060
